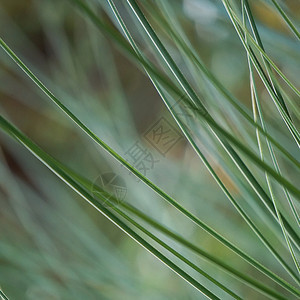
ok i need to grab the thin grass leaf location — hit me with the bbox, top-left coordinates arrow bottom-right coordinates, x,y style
242,0 -> 300,276
112,0 -> 300,249
108,0 -> 300,286
80,1 -> 300,175
243,0 -> 291,120
266,0 -> 300,40
0,113 -> 294,299
223,1 -> 300,99
1,6 -> 298,292
1,37 -> 299,298
13,139 -> 240,299
145,0 -> 299,228
0,290 -> 9,300
1,35 -> 292,294
0,115 -> 220,300
68,0 -> 300,183
221,0 -> 300,148
111,207 -> 240,299
121,0 -> 300,200
63,161 -> 299,299
141,0 -> 300,163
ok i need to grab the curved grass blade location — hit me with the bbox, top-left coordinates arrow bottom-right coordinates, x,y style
73,0 -> 300,171
242,0 -> 300,275
69,148 -> 300,299
243,0 -> 292,120
111,207 -> 240,299
122,204 -> 298,299
0,113 -> 295,299
1,36 -> 299,296
0,115 -> 220,300
123,0 -> 300,199
67,0 -> 300,181
0,21 -> 299,288
144,1 -> 300,181
108,0 -> 300,284
138,1 -> 300,225
141,0 -> 300,169
243,0 -> 300,154
114,0 -> 300,250
145,1 -> 299,226
224,1 -> 300,99
221,0 -> 300,148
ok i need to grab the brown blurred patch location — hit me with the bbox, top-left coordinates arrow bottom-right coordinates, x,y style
213,164 -> 239,196
252,1 -> 300,34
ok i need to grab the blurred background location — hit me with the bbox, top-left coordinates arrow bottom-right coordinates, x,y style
0,0 -> 299,299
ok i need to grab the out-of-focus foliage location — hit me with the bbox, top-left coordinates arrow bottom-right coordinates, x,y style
0,0 -> 299,299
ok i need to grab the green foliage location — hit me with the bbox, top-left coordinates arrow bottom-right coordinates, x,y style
0,0 -> 299,299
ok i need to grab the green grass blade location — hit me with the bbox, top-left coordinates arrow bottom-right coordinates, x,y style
8,139 -> 239,299
0,114 -> 220,300
225,1 -> 300,99
1,1 -> 299,297
243,0 -> 292,120
108,0 -> 300,284
123,205 -> 298,299
121,203 -> 295,299
142,0 -> 300,167
111,207 -> 240,299
73,0 -> 297,172
242,0 -> 300,276
68,0 -> 300,185
1,16 -> 299,290
0,290 -> 9,300
66,154 -> 300,299
221,0 -> 300,148
118,0 -> 300,249
268,0 -> 300,40
59,166 -> 241,298
122,0 -> 300,199
0,115 -> 295,298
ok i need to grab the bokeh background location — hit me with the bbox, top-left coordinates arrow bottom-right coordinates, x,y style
0,0 -> 299,299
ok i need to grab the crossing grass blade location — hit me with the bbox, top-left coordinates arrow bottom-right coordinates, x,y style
137,0 -> 300,168
142,0 -> 300,233
104,0 -> 300,251
241,0 -> 299,273
68,0 -> 300,184
119,0 -> 300,201
222,1 -> 300,99
2,35 -> 299,293
243,0 -> 291,120
1,113 -> 298,299
0,114 -> 221,300
54,158 -> 300,299
2,0 -> 300,284
81,0 -> 294,173
221,0 -> 300,148
107,0 -> 300,285
1,1 -> 300,297
242,0 -> 300,275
